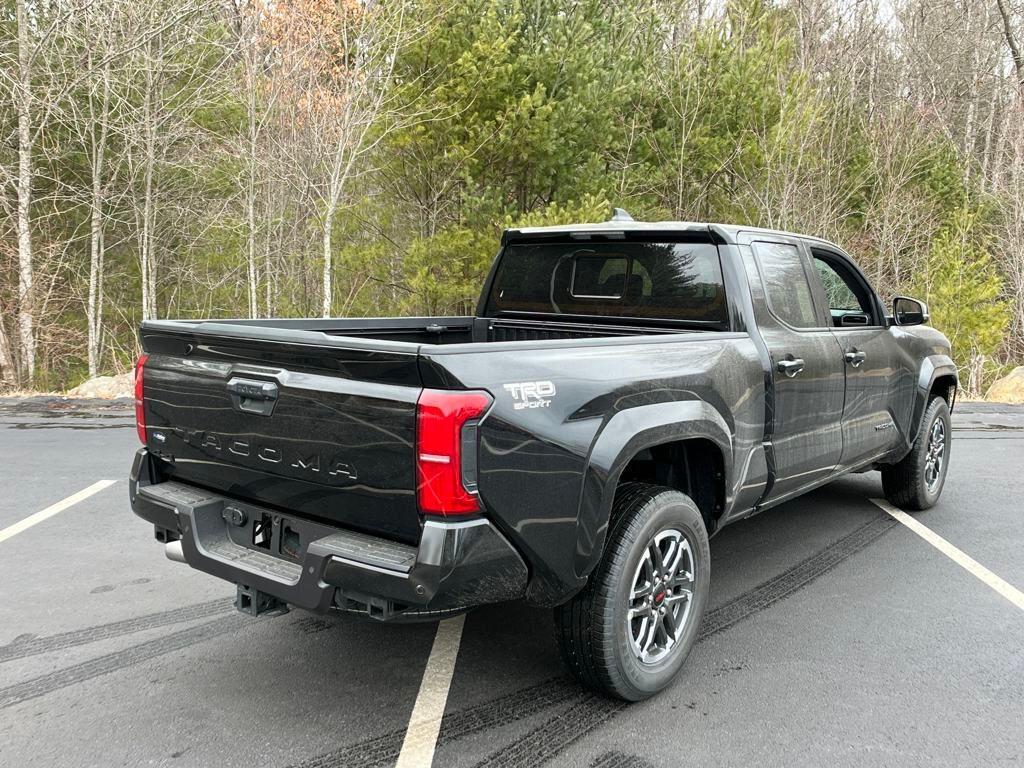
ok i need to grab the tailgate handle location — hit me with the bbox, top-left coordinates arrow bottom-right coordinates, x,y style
226,377 -> 279,416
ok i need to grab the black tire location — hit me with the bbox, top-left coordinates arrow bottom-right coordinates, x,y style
881,397 -> 951,510
553,482 -> 710,701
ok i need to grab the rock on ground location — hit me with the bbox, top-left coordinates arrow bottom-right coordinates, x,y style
67,372 -> 134,399
986,366 -> 1024,404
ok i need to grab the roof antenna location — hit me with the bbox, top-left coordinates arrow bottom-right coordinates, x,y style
609,207 -> 634,222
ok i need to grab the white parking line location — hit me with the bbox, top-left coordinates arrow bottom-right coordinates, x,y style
395,614 -> 466,768
0,480 -> 117,544
871,498 -> 1024,612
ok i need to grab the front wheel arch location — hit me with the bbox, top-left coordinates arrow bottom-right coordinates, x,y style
907,356 -> 957,448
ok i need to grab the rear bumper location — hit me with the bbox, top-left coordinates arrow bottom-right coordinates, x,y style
129,449 -> 528,619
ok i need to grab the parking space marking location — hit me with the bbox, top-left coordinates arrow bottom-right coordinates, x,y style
871,498 -> 1024,612
395,615 -> 466,768
0,479 -> 117,545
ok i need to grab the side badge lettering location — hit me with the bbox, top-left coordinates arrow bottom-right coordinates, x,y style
503,380 -> 556,410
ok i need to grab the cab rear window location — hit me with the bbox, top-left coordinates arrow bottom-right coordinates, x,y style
486,240 -> 728,326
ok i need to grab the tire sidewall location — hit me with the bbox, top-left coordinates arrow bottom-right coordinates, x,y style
607,493 -> 710,700
918,398 -> 952,506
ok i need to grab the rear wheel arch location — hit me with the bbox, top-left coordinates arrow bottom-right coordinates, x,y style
616,438 -> 725,533
573,401 -> 732,582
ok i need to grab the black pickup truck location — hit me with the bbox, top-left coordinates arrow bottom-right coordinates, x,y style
130,212 -> 957,700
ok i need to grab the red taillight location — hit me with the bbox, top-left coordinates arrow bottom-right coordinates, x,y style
134,354 -> 149,445
416,389 -> 492,516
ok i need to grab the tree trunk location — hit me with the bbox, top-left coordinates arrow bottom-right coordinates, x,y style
246,95 -> 259,318
0,315 -> 15,386
87,59 -> 111,377
16,0 -> 35,385
140,41 -> 158,321
962,47 -> 981,178
980,88 -> 998,189
996,0 -> 1024,95
245,9 -> 259,319
264,185 -> 277,318
322,200 -> 336,318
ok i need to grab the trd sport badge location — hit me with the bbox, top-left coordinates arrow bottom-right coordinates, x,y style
503,380 -> 556,410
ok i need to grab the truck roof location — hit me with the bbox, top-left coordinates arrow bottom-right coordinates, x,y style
503,211 -> 842,251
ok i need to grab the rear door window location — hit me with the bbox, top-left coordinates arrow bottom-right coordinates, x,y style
752,241 -> 819,328
487,240 -> 728,326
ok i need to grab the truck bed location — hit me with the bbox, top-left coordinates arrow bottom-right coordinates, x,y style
136,313 -> 721,548
148,315 -> 687,347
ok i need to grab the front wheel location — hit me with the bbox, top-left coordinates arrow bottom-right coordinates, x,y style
553,483 -> 710,701
881,396 -> 951,510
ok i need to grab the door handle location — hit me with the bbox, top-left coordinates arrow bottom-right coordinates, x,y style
844,349 -> 867,368
776,358 -> 805,377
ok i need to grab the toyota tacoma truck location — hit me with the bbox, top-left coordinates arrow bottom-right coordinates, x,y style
129,211 -> 957,700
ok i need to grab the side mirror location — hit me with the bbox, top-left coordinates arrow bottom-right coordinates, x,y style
892,296 -> 929,326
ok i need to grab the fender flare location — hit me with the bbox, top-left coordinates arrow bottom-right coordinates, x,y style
908,354 -> 958,444
572,400 -> 733,580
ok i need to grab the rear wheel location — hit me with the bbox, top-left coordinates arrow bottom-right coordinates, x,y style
881,397 -> 951,510
554,483 -> 710,701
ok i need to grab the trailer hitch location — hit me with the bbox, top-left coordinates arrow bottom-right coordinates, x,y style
235,583 -> 289,617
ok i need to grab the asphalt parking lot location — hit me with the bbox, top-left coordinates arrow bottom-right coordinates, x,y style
0,398 -> 1021,768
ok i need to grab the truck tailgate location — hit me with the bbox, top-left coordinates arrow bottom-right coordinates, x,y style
139,322 -> 422,544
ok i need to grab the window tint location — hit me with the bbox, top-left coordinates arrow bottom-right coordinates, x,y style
812,254 -> 876,325
753,241 -> 818,328
487,241 -> 728,325
815,259 -> 861,311
572,256 -> 628,298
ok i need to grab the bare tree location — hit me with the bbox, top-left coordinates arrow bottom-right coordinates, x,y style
84,39 -> 115,376
15,0 -> 35,384
996,0 -> 1024,94
237,0 -> 264,319
274,0 -> 416,318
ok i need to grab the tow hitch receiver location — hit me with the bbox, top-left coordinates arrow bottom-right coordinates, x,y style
236,583 -> 289,617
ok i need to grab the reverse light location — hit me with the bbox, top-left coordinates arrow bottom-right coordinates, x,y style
416,389 -> 492,516
134,354 -> 149,445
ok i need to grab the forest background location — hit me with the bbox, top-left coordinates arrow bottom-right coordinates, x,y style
2,0 -> 1022,396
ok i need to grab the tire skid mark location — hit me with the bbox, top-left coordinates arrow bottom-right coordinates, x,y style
470,515 -> 897,768
0,615 -> 244,710
590,751 -> 654,768
0,515 -> 895,751
0,597 -> 235,663
473,695 -> 626,768
286,678 -> 581,768
697,515 -> 897,641
289,516 -> 896,768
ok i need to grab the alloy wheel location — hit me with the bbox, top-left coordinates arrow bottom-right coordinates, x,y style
924,417 -> 946,493
627,528 -> 696,664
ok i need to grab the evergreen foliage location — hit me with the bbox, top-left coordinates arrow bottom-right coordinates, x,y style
1,0 -> 1021,393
